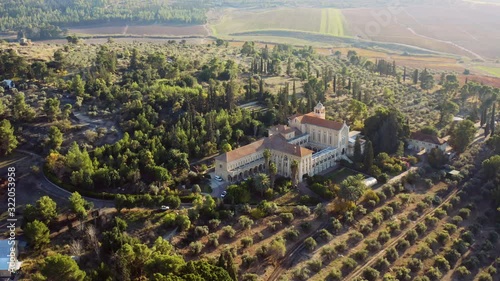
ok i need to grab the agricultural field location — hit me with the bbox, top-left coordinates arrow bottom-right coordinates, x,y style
342,4 -> 500,60
210,8 -> 345,37
475,66 -> 500,78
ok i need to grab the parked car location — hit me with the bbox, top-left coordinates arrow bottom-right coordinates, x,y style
221,191 -> 227,198
215,175 -> 223,182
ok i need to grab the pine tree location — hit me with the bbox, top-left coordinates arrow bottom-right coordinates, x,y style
0,120 -> 18,156
130,48 -> 139,70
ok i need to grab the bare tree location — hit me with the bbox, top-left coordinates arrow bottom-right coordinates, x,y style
85,225 -> 100,259
69,239 -> 84,257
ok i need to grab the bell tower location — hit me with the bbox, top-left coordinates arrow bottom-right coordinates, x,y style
314,102 -> 326,119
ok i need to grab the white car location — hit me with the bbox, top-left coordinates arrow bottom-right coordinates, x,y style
221,191 -> 227,198
160,205 -> 170,211
214,175 -> 223,182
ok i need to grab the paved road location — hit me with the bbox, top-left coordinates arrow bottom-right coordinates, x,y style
387,166 -> 419,185
16,149 -> 114,208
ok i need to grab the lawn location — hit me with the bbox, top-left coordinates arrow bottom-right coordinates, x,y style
323,167 -> 360,184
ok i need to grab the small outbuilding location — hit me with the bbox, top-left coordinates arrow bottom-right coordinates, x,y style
363,177 -> 378,188
1,80 -> 15,90
407,131 -> 448,153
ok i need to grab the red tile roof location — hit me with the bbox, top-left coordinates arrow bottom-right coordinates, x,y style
215,135 -> 313,163
290,112 -> 345,130
410,131 -> 447,145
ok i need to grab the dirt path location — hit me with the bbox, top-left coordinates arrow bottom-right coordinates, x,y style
405,27 -> 484,61
343,187 -> 459,280
267,220 -> 329,281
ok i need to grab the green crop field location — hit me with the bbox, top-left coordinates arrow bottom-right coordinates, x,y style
211,8 -> 346,38
320,8 -> 345,36
477,66 -> 500,77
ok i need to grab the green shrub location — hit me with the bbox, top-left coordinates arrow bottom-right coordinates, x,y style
406,229 -> 418,244
304,237 -> 317,251
307,259 -> 322,272
434,255 -> 450,272
451,215 -> 463,225
415,244 -> 433,259
362,267 -> 380,281
443,223 -> 457,234
293,205 -> 311,217
360,222 -> 373,234
327,268 -> 342,280
455,266 -> 470,278
241,236 -> 253,248
434,208 -> 447,218
396,239 -> 410,251
222,225 -> 236,238
319,228 -> 333,242
335,241 -> 347,253
342,257 -> 357,271
416,222 -> 427,235
384,247 -> 399,262
365,238 -> 382,252
436,230 -> 450,245
458,208 -> 471,219
407,258 -> 423,272
353,249 -> 369,261
283,227 -> 300,241
189,241 -> 203,255
374,257 -> 390,271
320,246 -> 336,261
280,212 -> 294,224
349,231 -> 364,244
377,230 -> 391,244
425,266 -> 442,281
208,233 -> 219,247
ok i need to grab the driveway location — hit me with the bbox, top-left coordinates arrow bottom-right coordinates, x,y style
207,172 -> 228,198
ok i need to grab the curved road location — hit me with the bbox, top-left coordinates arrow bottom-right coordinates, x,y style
16,149 -> 114,208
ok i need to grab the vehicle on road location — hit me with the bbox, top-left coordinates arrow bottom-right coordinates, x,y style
221,191 -> 227,198
214,175 -> 223,182
160,205 -> 170,211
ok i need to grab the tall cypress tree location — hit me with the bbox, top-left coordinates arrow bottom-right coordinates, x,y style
363,140 -> 374,173
353,136 -> 362,163
490,102 -> 496,136
259,77 -> 264,100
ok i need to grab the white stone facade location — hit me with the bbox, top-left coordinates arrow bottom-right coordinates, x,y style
215,103 -> 350,183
